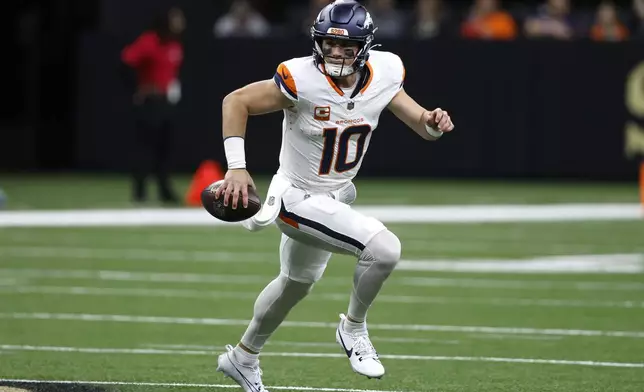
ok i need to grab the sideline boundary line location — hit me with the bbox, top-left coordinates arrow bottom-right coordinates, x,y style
0,204 -> 641,227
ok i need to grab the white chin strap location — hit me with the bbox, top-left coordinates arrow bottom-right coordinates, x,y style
324,61 -> 356,77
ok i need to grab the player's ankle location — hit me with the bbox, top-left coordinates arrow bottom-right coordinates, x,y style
346,314 -> 365,324
344,314 -> 367,333
234,343 -> 260,366
237,342 -> 259,355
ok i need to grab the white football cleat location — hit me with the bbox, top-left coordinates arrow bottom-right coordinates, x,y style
216,344 -> 269,392
335,313 -> 385,379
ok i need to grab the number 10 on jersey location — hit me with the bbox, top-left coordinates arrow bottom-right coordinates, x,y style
318,124 -> 371,175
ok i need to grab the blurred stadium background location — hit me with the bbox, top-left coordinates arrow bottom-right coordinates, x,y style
1,0 -> 644,391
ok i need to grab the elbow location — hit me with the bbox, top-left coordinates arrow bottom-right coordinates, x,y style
222,90 -> 246,112
222,90 -> 236,107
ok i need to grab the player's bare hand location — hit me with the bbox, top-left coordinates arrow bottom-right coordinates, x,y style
425,108 -> 454,133
214,169 -> 256,210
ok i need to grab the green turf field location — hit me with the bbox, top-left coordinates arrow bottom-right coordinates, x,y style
0,174 -> 641,209
0,175 -> 643,392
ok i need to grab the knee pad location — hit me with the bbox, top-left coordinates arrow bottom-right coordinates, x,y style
359,229 -> 401,267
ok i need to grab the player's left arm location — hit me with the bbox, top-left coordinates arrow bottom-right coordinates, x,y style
387,87 -> 454,141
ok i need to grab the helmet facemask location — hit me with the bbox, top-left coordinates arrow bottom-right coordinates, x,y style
313,34 -> 374,78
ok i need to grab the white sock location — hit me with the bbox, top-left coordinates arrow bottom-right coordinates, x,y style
233,344 -> 259,367
343,316 -> 367,334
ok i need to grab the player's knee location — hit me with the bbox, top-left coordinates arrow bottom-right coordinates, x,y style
280,268 -> 324,285
373,229 -> 402,263
276,272 -> 316,295
361,229 -> 401,269
254,273 -> 314,320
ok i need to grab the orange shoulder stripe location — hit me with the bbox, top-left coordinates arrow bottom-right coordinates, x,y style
276,63 -> 297,97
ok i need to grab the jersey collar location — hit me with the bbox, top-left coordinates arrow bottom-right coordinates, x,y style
322,61 -> 373,98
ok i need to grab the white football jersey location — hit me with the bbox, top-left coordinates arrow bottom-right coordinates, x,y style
272,50 -> 405,192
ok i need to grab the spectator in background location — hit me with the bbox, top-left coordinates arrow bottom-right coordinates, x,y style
590,1 -> 629,41
413,0 -> 448,39
121,7 -> 185,205
524,0 -> 574,40
367,0 -> 406,38
461,0 -> 517,40
214,0 -> 271,38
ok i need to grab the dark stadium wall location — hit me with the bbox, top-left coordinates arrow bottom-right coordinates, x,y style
5,0 -> 644,177
72,34 -> 644,180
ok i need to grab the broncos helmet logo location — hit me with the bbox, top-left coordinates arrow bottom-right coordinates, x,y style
363,12 -> 374,30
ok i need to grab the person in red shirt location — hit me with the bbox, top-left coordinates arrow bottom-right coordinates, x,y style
121,7 -> 185,204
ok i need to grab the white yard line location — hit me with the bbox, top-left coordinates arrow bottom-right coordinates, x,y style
467,333 -> 562,341
5,231 -> 236,248
3,245 -> 644,274
396,277 -> 644,291
0,268 -> 280,285
0,204 -> 641,227
145,342 -> 339,350
0,278 -> 20,286
0,247 -> 270,263
143,338 -> 461,351
0,346 -> 642,369
1,284 -> 642,309
2,312 -> 643,338
0,378 -> 405,392
2,260 -> 643,290
0,285 -> 257,300
397,254 -> 644,274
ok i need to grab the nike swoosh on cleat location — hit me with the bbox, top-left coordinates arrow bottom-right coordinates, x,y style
234,366 -> 261,392
229,353 -> 262,392
337,329 -> 353,358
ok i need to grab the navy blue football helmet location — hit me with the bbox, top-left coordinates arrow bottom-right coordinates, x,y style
310,0 -> 378,77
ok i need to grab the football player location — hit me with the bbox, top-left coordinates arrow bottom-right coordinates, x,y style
214,1 -> 454,390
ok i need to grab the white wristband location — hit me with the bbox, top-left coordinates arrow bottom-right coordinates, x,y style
224,137 -> 246,169
425,123 -> 444,138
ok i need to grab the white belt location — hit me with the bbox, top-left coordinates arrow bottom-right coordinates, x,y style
241,175 -> 357,232
241,173 -> 292,232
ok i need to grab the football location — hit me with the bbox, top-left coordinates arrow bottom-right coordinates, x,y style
201,180 -> 262,222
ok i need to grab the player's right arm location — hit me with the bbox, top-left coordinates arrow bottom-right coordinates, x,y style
222,80 -> 294,140
215,79 -> 295,210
